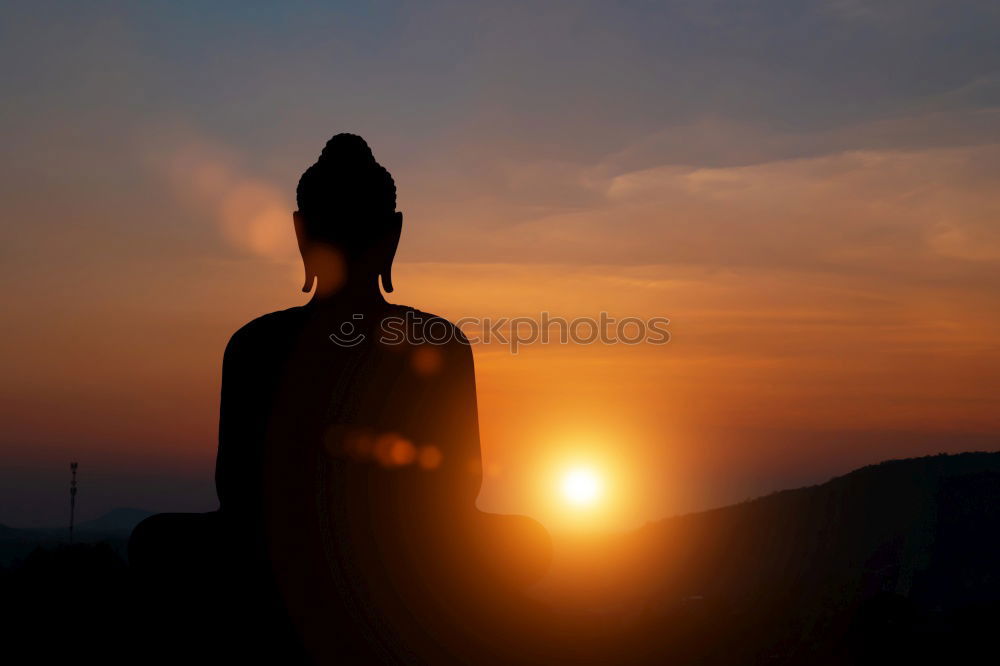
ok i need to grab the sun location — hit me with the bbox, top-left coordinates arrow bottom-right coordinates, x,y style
561,466 -> 603,507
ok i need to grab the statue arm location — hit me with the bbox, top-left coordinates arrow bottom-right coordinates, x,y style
215,329 -> 254,514
412,333 -> 482,509
423,333 -> 484,509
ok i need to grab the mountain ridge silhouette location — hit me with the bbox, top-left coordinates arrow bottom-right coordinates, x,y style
0,507 -> 153,565
3,453 -> 998,664
541,451 -> 1000,663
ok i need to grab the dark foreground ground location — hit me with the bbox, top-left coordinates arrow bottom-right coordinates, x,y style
2,452 -> 998,665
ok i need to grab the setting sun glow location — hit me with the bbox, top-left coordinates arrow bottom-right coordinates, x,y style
561,467 -> 603,507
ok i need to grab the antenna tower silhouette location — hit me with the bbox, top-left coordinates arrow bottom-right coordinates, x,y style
69,462 -> 78,543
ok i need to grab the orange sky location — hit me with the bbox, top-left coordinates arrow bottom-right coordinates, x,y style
2,2 -> 999,528
4,143 -> 999,529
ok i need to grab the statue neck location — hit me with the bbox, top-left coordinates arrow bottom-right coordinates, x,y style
309,272 -> 387,311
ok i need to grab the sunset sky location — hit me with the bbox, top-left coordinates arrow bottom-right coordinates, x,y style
2,1 -> 999,529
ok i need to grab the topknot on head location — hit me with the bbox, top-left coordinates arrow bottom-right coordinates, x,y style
316,133 -> 376,167
296,133 -> 397,233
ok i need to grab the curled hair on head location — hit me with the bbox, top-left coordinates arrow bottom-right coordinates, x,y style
296,133 -> 397,250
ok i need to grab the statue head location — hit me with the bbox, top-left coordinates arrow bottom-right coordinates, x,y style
294,133 -> 402,296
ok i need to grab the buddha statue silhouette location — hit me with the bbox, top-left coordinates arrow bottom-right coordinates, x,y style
131,134 -> 552,664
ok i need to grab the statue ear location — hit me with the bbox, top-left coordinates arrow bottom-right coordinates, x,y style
379,212 -> 402,293
293,211 -> 316,293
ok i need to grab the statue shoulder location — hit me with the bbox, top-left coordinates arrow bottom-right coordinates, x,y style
225,306 -> 307,360
380,304 -> 471,348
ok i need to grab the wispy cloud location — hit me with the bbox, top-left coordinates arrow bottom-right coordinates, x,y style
144,130 -> 297,262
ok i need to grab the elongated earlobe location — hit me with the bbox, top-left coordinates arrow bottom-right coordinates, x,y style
380,211 -> 402,294
302,267 -> 316,293
294,211 -> 315,293
380,267 -> 394,293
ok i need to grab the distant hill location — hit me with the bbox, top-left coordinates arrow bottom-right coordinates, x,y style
3,454 -> 999,664
0,507 -> 153,566
74,507 -> 153,533
0,523 -> 37,542
629,451 -> 1000,610
546,451 -> 1000,663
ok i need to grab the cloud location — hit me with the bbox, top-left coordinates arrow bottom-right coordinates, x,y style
419,140 -> 1000,286
600,107 -> 1000,172
144,131 -> 297,262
